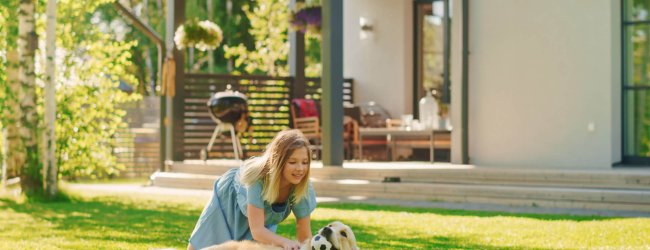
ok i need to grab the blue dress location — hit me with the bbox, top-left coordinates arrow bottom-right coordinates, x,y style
189,168 -> 317,249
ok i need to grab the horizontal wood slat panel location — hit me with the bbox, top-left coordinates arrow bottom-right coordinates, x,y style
177,74 -> 354,160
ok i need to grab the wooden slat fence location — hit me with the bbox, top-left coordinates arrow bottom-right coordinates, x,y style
180,74 -> 354,160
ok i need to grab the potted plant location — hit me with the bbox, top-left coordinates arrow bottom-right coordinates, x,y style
174,18 -> 223,51
290,3 -> 321,34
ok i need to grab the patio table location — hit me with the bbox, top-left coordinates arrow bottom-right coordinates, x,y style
358,128 -> 449,162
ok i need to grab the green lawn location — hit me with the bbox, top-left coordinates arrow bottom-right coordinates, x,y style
1,184 -> 649,250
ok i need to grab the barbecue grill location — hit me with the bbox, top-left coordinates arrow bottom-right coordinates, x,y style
200,89 -> 249,161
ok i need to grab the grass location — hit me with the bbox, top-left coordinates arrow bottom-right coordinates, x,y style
1,184 -> 649,250
66,177 -> 151,185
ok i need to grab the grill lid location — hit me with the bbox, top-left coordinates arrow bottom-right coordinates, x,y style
207,90 -> 248,125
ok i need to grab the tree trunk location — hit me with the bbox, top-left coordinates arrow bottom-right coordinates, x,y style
18,0 -> 42,193
5,50 -> 24,183
44,0 -> 57,198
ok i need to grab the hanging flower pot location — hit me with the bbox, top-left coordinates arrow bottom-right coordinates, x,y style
174,18 -> 223,51
290,4 -> 321,34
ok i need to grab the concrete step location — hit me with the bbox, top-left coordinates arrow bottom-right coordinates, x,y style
310,179 -> 650,213
311,167 -> 650,190
151,171 -> 217,190
168,160 -> 242,175
167,163 -> 650,190
150,171 -> 650,213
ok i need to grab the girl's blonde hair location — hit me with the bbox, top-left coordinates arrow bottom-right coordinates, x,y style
239,129 -> 312,204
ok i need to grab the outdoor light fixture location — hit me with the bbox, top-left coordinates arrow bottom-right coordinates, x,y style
359,16 -> 373,40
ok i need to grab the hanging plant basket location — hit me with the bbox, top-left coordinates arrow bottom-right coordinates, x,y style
174,18 -> 223,51
290,4 -> 321,34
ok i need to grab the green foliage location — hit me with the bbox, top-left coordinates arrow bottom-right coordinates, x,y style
42,1 -> 141,180
223,0 -> 321,77
183,0 -> 255,73
212,0 -> 256,72
0,0 -> 140,181
0,0 -> 18,49
93,1 -> 166,95
0,9 -> 7,128
0,2 -> 18,127
224,0 -> 291,76
304,33 -> 321,77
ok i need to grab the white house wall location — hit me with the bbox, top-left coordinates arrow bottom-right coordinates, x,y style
463,0 -> 621,169
343,0 -> 413,118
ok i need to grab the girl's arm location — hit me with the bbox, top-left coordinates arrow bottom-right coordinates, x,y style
295,215 -> 312,243
248,204 -> 301,250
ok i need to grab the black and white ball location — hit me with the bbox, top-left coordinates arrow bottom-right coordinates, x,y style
310,234 -> 333,250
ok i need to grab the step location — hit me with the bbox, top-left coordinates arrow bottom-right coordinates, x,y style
168,160 -> 242,175
150,171 -> 650,213
311,168 -> 650,190
166,163 -> 650,190
310,179 -> 650,213
151,172 -> 217,190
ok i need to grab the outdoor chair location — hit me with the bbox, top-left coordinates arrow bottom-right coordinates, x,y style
290,99 -> 361,160
343,106 -> 361,160
290,99 -> 322,159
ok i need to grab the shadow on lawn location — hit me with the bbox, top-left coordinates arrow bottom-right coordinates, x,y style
317,203 -> 618,222
1,192 -> 617,250
0,195 -> 198,248
2,195 -> 552,250
278,218 -> 553,250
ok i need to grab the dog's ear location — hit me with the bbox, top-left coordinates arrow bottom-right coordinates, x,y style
341,225 -> 358,250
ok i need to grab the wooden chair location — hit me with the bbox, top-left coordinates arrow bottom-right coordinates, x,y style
343,107 -> 361,160
290,100 -> 363,160
290,99 -> 322,159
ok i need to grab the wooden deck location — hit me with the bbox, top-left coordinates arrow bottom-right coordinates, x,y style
151,160 -> 650,214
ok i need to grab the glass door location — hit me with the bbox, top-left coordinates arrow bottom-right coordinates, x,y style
414,0 -> 450,122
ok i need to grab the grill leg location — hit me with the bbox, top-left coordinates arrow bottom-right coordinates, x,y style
229,124 -> 240,160
205,124 -> 223,159
235,132 -> 244,159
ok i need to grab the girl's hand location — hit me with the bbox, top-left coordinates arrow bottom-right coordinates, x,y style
281,239 -> 301,250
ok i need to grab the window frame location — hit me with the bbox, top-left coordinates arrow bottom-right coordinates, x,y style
622,0 -> 650,165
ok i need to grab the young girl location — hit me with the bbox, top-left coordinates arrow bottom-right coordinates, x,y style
188,129 -> 316,250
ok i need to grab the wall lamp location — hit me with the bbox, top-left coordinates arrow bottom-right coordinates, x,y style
359,17 -> 373,40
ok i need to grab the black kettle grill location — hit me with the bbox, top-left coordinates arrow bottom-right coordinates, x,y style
200,90 -> 249,161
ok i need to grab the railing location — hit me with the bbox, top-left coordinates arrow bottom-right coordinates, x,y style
179,74 -> 354,160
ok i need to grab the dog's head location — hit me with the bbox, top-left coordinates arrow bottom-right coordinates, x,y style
310,221 -> 358,250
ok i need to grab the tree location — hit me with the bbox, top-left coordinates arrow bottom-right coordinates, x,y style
17,0 -> 42,193
0,2 -> 20,184
44,0 -> 57,197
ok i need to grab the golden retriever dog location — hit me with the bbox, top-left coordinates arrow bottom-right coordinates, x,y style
202,221 -> 358,250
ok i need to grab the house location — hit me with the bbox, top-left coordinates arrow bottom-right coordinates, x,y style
343,0 -> 643,169
150,0 -> 650,214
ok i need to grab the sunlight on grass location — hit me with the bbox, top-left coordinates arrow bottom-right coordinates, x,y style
1,186 -> 649,249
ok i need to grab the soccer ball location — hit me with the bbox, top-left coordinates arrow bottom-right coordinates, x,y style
310,234 -> 333,250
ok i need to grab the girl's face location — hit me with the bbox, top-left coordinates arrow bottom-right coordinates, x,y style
282,147 -> 309,186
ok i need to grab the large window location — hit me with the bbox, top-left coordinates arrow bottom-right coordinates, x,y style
623,0 -> 650,164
